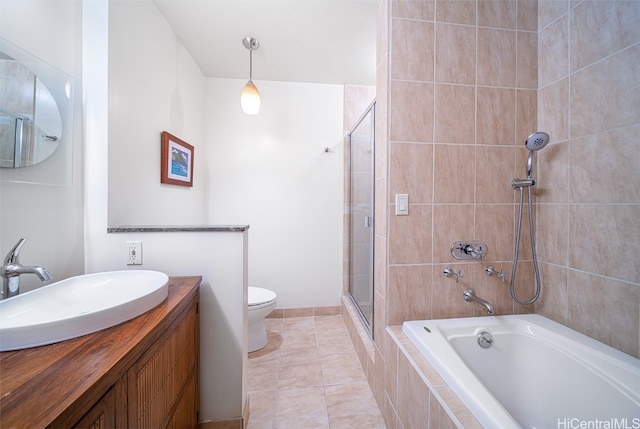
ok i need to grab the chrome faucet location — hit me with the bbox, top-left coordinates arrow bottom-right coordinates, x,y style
463,288 -> 494,315
1,237 -> 52,300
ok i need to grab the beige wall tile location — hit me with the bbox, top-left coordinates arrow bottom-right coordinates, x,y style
434,84 -> 475,144
477,28 -> 516,87
569,204 -> 640,284
435,23 -> 476,85
472,263 -> 514,315
570,125 -> 640,204
384,330 -> 399,410
388,204 -> 433,264
477,87 -> 516,145
434,386 -> 483,429
571,44 -> 640,138
388,264 -> 433,324
433,145 -> 475,203
344,85 -> 377,132
537,203 -> 568,265
568,270 -> 640,357
517,31 -> 538,89
436,0 -> 475,25
516,90 -> 537,142
374,291 -> 386,353
476,204 -> 516,261
511,261 -> 535,313
391,18 -> 434,81
389,142 -> 434,203
397,352 -> 430,428
517,0 -> 538,31
432,204 -> 475,263
570,1 -> 640,72
374,235 -> 387,297
538,0 -> 568,30
538,77 -> 569,142
389,80 -> 434,142
375,177 -> 387,237
432,263 -> 475,318
535,262 -> 568,324
476,146 -> 517,203
428,391 -> 458,429
391,0 -> 435,20
478,0 -> 517,29
538,13 -> 568,88
535,139 -> 569,203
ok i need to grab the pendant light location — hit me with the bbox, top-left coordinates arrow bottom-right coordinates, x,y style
241,37 -> 260,115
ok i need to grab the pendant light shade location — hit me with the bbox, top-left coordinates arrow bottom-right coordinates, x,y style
241,80 -> 260,115
241,37 -> 260,115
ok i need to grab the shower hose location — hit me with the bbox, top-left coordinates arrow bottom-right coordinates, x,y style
510,185 -> 541,305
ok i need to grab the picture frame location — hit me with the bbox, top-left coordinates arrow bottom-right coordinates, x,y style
160,131 -> 194,187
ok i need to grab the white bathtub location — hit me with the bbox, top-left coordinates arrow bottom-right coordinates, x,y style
403,314 -> 640,429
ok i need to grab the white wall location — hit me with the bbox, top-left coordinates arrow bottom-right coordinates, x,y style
205,78 -> 344,309
0,0 -> 84,291
107,0 -> 208,226
84,1 -> 248,423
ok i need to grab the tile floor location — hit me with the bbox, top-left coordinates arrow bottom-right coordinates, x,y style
246,314 -> 387,429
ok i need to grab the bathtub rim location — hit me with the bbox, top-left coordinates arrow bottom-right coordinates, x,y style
402,314 -> 640,429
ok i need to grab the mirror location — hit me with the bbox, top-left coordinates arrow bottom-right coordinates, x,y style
0,36 -> 73,182
0,53 -> 62,168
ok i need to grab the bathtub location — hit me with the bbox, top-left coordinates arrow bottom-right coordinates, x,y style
402,314 -> 640,429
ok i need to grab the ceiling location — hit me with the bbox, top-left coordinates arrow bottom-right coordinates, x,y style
153,0 -> 377,86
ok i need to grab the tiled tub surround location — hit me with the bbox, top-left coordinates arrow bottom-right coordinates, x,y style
341,0 -> 640,427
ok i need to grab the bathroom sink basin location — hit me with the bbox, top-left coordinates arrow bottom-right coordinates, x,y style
0,270 -> 169,351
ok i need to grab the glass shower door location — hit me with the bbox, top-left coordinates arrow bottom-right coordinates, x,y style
348,101 -> 375,334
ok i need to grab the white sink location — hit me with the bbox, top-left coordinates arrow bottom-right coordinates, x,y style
0,270 -> 169,351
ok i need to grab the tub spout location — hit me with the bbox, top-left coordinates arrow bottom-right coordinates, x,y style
463,288 -> 494,315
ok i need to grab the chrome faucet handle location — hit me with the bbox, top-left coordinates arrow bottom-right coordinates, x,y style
3,237 -> 26,264
485,266 -> 509,282
443,267 -> 464,283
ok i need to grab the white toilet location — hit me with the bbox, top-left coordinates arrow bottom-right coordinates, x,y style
248,286 -> 277,352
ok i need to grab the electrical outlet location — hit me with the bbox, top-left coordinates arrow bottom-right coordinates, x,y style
127,241 -> 142,265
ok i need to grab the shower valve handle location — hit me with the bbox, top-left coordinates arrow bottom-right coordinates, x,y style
443,267 -> 464,283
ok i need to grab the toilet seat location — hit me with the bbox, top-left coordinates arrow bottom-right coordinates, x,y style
248,287 -> 277,310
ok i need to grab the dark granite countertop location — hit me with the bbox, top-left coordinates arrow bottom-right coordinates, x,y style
107,225 -> 250,233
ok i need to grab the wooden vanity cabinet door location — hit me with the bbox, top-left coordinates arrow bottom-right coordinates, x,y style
126,298 -> 199,428
72,386 -> 116,429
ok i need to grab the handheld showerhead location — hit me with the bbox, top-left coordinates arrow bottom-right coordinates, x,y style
525,132 -> 550,178
525,132 -> 550,151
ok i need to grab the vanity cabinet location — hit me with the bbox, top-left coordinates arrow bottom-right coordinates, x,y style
0,276 -> 201,429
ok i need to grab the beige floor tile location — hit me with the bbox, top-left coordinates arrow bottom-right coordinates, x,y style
248,390 -> 276,421
279,334 -> 319,357
275,387 -> 327,417
283,316 -> 316,335
273,413 -> 330,429
247,356 -> 280,391
314,315 -> 350,333
316,332 -> 355,356
246,314 -> 387,429
321,352 -> 368,385
325,383 -> 380,417
277,361 -> 324,389
329,414 -> 387,429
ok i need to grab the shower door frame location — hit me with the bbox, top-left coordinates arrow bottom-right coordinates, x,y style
347,100 -> 375,338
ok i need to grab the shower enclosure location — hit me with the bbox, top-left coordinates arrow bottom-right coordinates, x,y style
347,100 -> 375,336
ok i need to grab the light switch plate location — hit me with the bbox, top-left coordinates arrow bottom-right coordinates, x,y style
395,194 -> 409,215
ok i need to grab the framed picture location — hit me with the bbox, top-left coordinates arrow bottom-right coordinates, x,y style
161,131 -> 194,187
